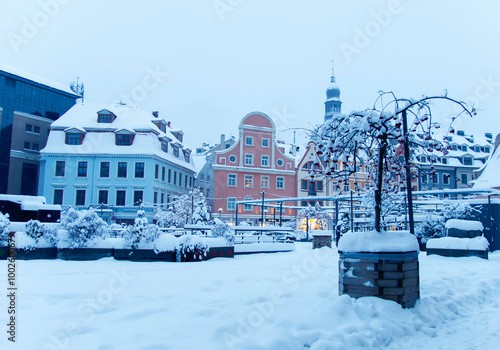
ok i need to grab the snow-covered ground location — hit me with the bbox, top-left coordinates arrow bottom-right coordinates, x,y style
2,243 -> 500,349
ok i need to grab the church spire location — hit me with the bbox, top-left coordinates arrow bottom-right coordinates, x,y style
331,59 -> 336,83
324,60 -> 342,121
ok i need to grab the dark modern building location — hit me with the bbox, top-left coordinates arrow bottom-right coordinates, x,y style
0,64 -> 80,195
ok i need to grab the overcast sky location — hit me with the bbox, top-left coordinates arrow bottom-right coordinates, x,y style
2,0 -> 500,148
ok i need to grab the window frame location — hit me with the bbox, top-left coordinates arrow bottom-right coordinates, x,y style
134,162 -> 145,178
276,176 -> 285,189
244,174 -> 253,188
117,162 -> 128,178
245,136 -> 254,146
55,161 -> 65,177
228,173 -> 237,187
245,154 -> 254,166
100,161 -> 110,178
75,189 -> 86,206
77,161 -> 88,177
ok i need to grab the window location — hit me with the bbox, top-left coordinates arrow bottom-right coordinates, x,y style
260,176 -> 269,189
432,174 -> 438,184
261,155 -> 269,167
116,190 -> 126,206
277,159 -> 283,167
185,175 -> 188,188
184,152 -> 190,163
117,162 -> 127,178
179,172 -> 182,186
161,193 -> 165,206
365,166 -> 370,173
174,171 -> 177,185
244,175 -> 253,188
33,126 -> 41,134
116,134 -> 133,146
190,177 -> 193,187
53,189 -> 63,205
245,154 -> 253,165
173,146 -> 180,158
133,191 -> 143,205
66,133 -> 83,145
135,162 -> 145,178
317,181 -> 323,191
154,192 -> 158,204
463,157 -> 473,166
421,173 -> 427,183
98,113 -> 113,123
229,155 -> 237,163
24,141 -> 30,150
262,138 -> 270,147
461,174 -> 468,185
301,180 -> 308,190
462,145 -> 468,152
75,190 -> 86,206
31,143 -> 39,151
443,174 -> 450,185
100,162 -> 110,178
161,140 -> 168,153
441,158 -> 448,164
301,201 -> 308,207
227,197 -> 236,211
55,161 -> 65,177
245,136 -> 254,146
167,168 -> 171,183
244,196 -> 253,211
225,144 -> 230,149
155,164 -> 159,179
485,147 -> 490,153
98,190 -> 108,204
25,124 -> 32,132
228,174 -> 237,187
276,177 -> 284,189
77,161 -> 87,177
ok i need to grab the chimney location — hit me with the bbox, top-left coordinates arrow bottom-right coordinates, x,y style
457,130 -> 465,136
220,134 -> 225,145
485,132 -> 493,139
167,121 -> 171,128
152,111 -> 159,118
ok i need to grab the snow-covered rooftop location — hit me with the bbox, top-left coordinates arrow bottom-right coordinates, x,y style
0,62 -> 79,96
42,103 -> 195,171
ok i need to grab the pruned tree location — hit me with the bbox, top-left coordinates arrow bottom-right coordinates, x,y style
313,91 -> 474,233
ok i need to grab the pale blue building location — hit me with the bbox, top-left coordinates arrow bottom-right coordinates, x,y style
39,103 -> 195,224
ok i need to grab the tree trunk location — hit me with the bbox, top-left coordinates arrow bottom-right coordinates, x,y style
374,139 -> 387,232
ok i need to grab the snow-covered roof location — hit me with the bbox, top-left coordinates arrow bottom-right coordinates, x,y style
473,135 -> 500,189
42,103 -> 195,171
0,62 -> 79,96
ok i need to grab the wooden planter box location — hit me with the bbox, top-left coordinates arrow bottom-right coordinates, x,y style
57,248 -> 114,261
0,246 -> 9,260
312,235 -> 332,249
427,248 -> 488,259
16,248 -> 57,260
339,251 -> 420,308
113,249 -> 176,262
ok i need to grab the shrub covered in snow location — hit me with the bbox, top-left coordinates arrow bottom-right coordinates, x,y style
176,234 -> 210,261
58,208 -> 110,248
25,219 -> 45,242
415,214 -> 445,243
154,207 -> 176,228
211,218 -> 235,245
0,212 -> 10,246
443,201 -> 481,221
124,205 -> 160,249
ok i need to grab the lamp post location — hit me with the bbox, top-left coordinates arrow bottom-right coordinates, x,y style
218,208 -> 223,220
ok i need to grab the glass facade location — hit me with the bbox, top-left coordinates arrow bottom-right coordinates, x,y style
0,70 -> 79,193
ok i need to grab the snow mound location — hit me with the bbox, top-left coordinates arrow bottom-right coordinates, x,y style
338,230 -> 419,253
427,236 -> 489,250
445,219 -> 483,231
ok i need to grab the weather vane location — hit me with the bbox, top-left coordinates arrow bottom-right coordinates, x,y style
70,76 -> 84,103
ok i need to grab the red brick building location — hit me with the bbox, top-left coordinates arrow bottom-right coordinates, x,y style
212,112 -> 296,225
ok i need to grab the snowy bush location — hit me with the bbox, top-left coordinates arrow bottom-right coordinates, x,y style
176,235 -> 210,261
192,200 -> 211,225
58,208 -> 110,248
124,205 -> 160,249
25,220 -> 45,242
0,212 -> 10,246
415,214 -> 445,243
154,207 -> 176,228
211,218 -> 235,245
443,201 -> 481,221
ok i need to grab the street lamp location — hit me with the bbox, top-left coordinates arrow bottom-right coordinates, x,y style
218,208 -> 223,219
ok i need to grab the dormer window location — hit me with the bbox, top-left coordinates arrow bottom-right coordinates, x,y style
117,134 -> 133,145
161,140 -> 168,152
66,133 -> 84,145
171,131 -> 184,143
97,110 -> 116,123
184,150 -> 190,163
173,146 -> 180,158
463,157 -> 473,166
115,129 -> 135,146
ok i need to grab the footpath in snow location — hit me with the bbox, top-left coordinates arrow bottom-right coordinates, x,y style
1,243 -> 500,349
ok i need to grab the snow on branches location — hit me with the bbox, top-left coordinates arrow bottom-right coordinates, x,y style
0,212 -> 10,246
312,91 -> 474,232
155,188 -> 211,228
